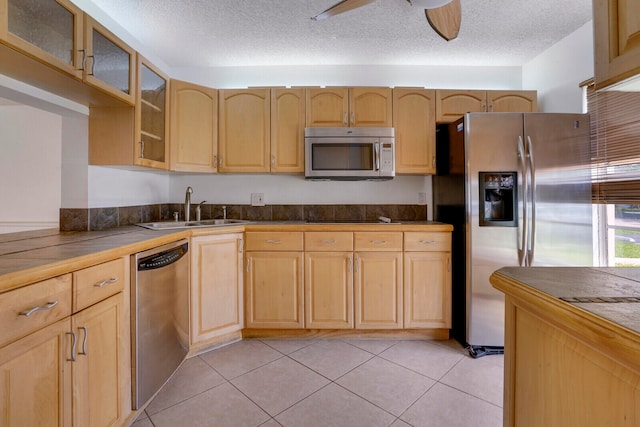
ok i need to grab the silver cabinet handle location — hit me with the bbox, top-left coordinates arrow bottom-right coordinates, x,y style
79,49 -> 87,71
350,111 -> 355,125
321,239 -> 336,244
67,331 -> 77,362
87,55 -> 95,75
419,239 -> 437,244
343,112 -> 348,125
94,277 -> 118,288
354,256 -> 359,273
78,326 -> 88,356
370,240 -> 387,245
239,238 -> 244,253
271,154 -> 275,168
139,140 -> 145,158
447,257 -> 451,273
348,256 -> 353,273
246,258 -> 251,273
19,300 -> 58,317
218,155 -> 223,167
213,155 -> 217,169
266,239 -> 281,244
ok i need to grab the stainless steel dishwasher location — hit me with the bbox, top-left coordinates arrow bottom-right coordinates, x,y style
131,239 -> 189,409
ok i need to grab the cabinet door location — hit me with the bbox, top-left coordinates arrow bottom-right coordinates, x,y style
594,0 -> 640,89
245,251 -> 304,329
191,234 -> 243,343
170,79 -> 218,172
218,89 -> 270,172
354,252 -> 403,329
393,88 -> 436,174
404,252 -> 451,328
84,15 -> 135,104
135,56 -> 169,169
349,87 -> 393,127
0,0 -> 84,78
0,318 -> 72,427
305,252 -> 353,329
435,89 -> 486,123
306,87 -> 349,127
487,90 -> 537,112
72,292 -> 129,427
271,88 -> 305,173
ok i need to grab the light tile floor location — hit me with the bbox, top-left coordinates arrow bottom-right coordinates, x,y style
132,338 -> 503,427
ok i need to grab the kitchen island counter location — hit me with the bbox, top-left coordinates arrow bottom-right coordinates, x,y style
490,266 -> 640,426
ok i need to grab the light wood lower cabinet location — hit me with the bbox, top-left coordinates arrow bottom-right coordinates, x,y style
190,233 -> 244,344
305,251 -> 354,329
0,256 -> 130,427
0,317 -> 72,427
244,231 -> 304,329
404,232 -> 452,328
354,252 -> 403,329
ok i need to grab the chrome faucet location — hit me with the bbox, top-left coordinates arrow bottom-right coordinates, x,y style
184,186 -> 193,221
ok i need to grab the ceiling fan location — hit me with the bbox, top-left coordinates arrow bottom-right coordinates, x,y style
311,0 -> 462,41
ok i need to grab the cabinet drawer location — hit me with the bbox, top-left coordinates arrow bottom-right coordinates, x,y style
0,274 -> 72,348
245,232 -> 304,251
354,232 -> 403,251
404,232 -> 452,252
73,258 -> 126,312
305,232 -> 353,251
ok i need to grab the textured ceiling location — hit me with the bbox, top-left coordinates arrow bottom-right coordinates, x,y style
87,0 -> 592,68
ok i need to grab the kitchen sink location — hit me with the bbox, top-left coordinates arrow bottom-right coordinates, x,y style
137,219 -> 254,230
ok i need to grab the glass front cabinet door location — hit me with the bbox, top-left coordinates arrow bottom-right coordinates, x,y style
136,56 -> 169,169
0,0 -> 84,78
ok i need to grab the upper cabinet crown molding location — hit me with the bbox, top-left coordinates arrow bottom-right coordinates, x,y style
593,0 -> 640,89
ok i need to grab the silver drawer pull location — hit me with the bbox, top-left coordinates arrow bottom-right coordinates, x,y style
19,300 -> 59,317
371,240 -> 387,244
67,331 -> 77,362
321,239 -> 336,244
266,239 -> 281,244
94,277 -> 118,288
419,240 -> 437,244
78,326 -> 88,356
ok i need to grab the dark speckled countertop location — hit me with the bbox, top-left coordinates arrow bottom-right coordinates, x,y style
492,266 -> 640,336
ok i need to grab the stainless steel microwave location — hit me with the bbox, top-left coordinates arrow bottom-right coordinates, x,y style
304,127 -> 395,180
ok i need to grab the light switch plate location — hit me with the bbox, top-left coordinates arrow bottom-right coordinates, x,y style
251,193 -> 265,206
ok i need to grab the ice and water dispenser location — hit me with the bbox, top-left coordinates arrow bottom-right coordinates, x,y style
479,172 -> 517,226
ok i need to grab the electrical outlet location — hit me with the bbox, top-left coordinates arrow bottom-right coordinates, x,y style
251,193 -> 265,207
418,192 -> 427,204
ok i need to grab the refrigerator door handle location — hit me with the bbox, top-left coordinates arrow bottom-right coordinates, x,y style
517,136 -> 527,267
525,135 -> 536,266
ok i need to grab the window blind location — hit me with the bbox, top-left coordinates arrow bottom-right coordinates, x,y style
588,80 -> 640,204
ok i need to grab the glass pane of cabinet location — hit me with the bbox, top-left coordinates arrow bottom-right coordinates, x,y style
8,0 -> 74,64
139,62 -> 167,163
91,28 -> 131,95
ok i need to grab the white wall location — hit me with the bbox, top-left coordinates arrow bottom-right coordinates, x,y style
523,21 -> 594,113
88,167 -> 171,208
0,104 -> 62,233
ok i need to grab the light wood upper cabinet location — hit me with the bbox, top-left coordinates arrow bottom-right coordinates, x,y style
218,88 -> 271,172
0,0 -> 84,79
393,88 -> 436,174
487,90 -> 538,113
306,87 -> 392,127
349,87 -> 393,127
306,87 -> 349,127
84,15 -> 136,105
594,0 -> 640,89
271,88 -> 305,173
135,55 -> 169,169
436,89 -> 537,122
170,79 -> 218,173
191,233 -> 244,345
89,55 -> 168,170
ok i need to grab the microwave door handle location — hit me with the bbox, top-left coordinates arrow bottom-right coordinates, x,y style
374,143 -> 380,171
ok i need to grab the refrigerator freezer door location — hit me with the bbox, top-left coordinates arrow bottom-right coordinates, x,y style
465,113 -> 524,347
523,113 -> 592,267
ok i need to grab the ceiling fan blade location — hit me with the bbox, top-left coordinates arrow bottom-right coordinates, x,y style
425,0 -> 461,41
312,0 -> 377,21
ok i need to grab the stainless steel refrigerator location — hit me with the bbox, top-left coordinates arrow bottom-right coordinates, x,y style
433,113 -> 593,357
